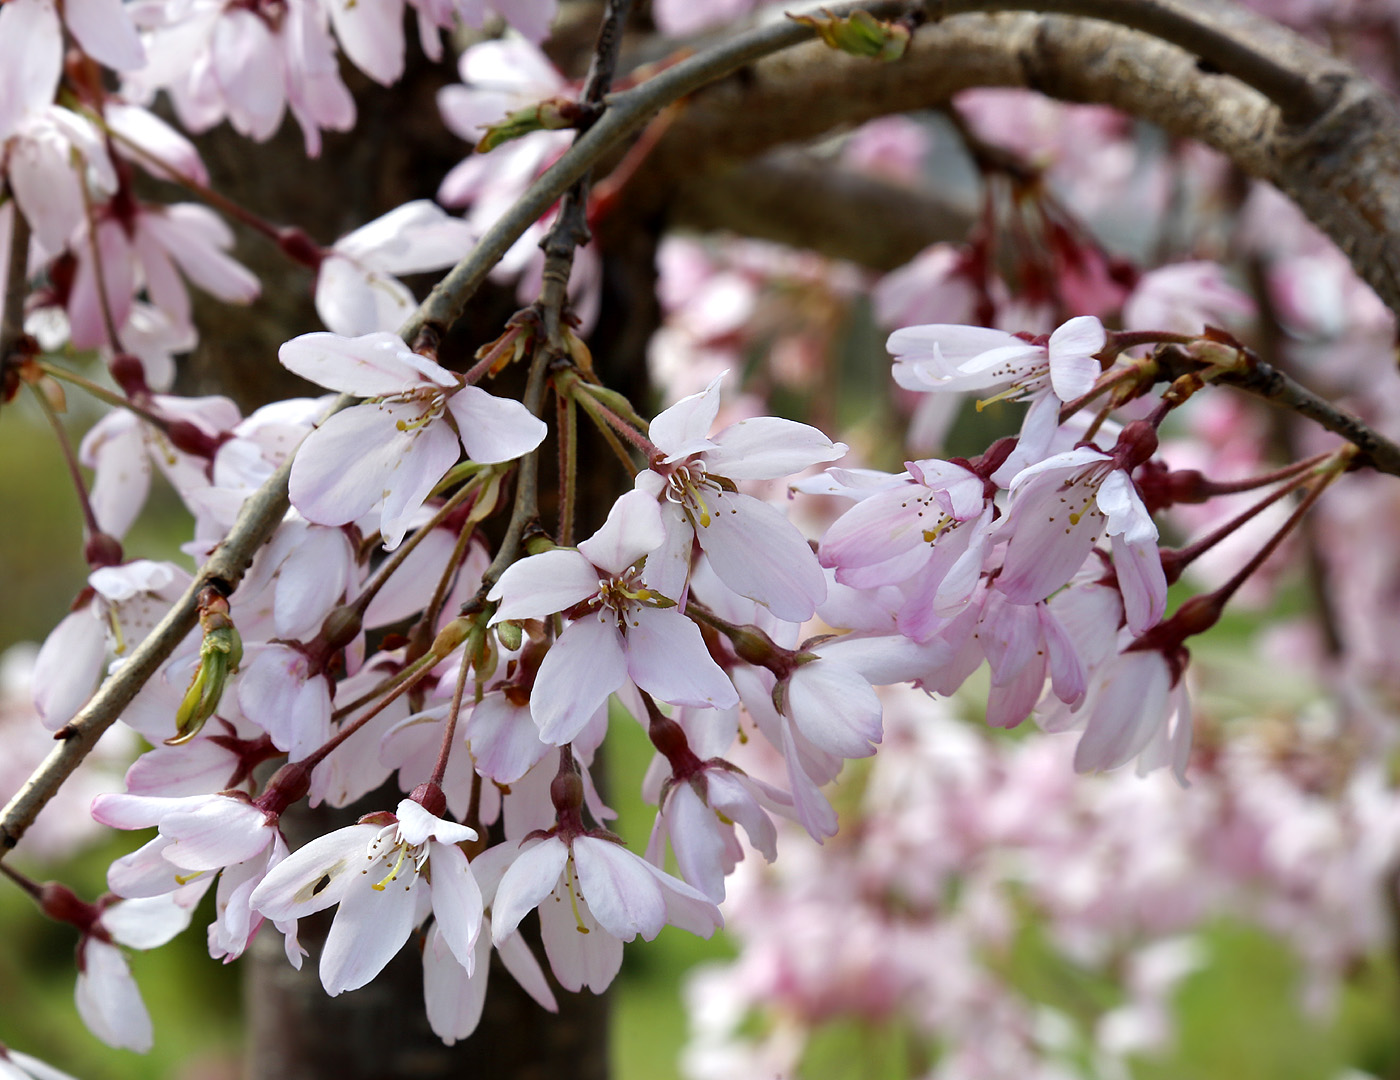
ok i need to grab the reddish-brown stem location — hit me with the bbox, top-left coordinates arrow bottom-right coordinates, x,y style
27,381 -> 103,542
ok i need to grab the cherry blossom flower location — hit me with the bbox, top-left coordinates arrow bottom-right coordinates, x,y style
997,440 -> 1167,633
634,375 -> 848,621
249,798 -> 482,996
280,331 -> 547,548
316,201 -> 476,336
887,314 -> 1104,406
492,833 -> 722,993
488,489 -> 738,744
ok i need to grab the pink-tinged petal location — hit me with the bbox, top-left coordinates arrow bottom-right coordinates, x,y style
288,403 -> 423,528
492,837 -> 569,943
819,486 -> 926,570
320,873 -> 420,995
625,607 -> 737,710
708,417 -> 847,480
237,647 -> 331,761
649,375 -> 723,460
997,480 -> 1105,605
325,0 -> 406,85
1112,531 -> 1168,635
335,199 -> 475,274
101,893 -> 197,950
64,0 -> 145,70
530,619 -> 627,745
0,0 -> 61,141
577,489 -> 666,576
664,783 -> 728,902
706,771 -> 781,861
377,416 -> 464,550
274,526 -> 353,639
465,693 -> 549,784
487,548 -> 598,622
642,861 -> 722,938
363,527 -> 457,628
444,384 -> 547,464
33,609 -> 105,729
141,205 -> 259,304
75,939 -> 152,1052
494,915 -> 558,1011
424,922 -> 489,1045
124,740 -> 241,796
887,323 -> 1019,363
279,331 -> 456,394
784,660 -> 882,758
572,837 -> 665,941
8,117 -> 91,254
249,824 -> 378,923
160,799 -> 273,870
778,718 -> 838,842
105,103 -> 206,184
428,841 -> 484,970
107,836 -> 187,898
538,886 -> 621,993
1046,315 -> 1106,401
984,652 -> 1045,729
213,9 -> 285,141
1039,604 -> 1087,708
978,595 -> 1039,685
1074,651 -> 1171,773
314,255 -> 417,337
91,793 -> 207,831
635,494 -> 691,606
695,491 -> 826,622
80,410 -> 151,541
69,221 -> 135,350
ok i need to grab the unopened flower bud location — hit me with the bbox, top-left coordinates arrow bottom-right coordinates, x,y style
169,604 -> 242,746
476,97 -> 582,153
496,620 -> 523,652
788,9 -> 910,61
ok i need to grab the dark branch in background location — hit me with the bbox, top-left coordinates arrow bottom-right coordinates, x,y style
0,206 -> 32,393
669,153 -> 976,271
610,2 -> 1400,318
939,0 -> 1331,123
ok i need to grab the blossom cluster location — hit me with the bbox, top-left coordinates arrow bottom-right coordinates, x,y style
1,0 -> 1398,1075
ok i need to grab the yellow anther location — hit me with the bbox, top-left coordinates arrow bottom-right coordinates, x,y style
372,842 -> 412,892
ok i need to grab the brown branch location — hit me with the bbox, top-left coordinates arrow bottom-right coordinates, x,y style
0,205 -> 32,389
613,4 -> 1400,317
666,153 -> 976,270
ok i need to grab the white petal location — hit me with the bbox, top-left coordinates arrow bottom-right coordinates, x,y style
492,838 -> 569,943
75,939 -> 152,1051
320,873 -> 420,995
707,416 -> 846,480
248,825 -> 377,923
695,491 -> 826,622
577,490 -> 666,576
487,548 -> 599,622
649,375 -> 723,459
625,607 -> 737,710
428,841 -> 484,970
279,331 -> 456,395
530,619 -> 627,745
445,384 -> 548,464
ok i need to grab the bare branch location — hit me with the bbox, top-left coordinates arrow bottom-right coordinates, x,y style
666,153 -> 976,270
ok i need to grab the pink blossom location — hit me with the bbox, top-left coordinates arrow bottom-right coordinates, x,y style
280,331 -> 546,548
250,798 -> 482,996
488,489 -> 738,743
635,375 -> 847,621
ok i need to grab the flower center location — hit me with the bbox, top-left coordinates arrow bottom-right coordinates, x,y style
664,460 -> 725,528
365,823 -> 429,892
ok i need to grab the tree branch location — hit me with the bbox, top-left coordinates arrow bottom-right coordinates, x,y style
0,206 -> 31,390
665,153 -> 976,270
612,3 -> 1400,317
